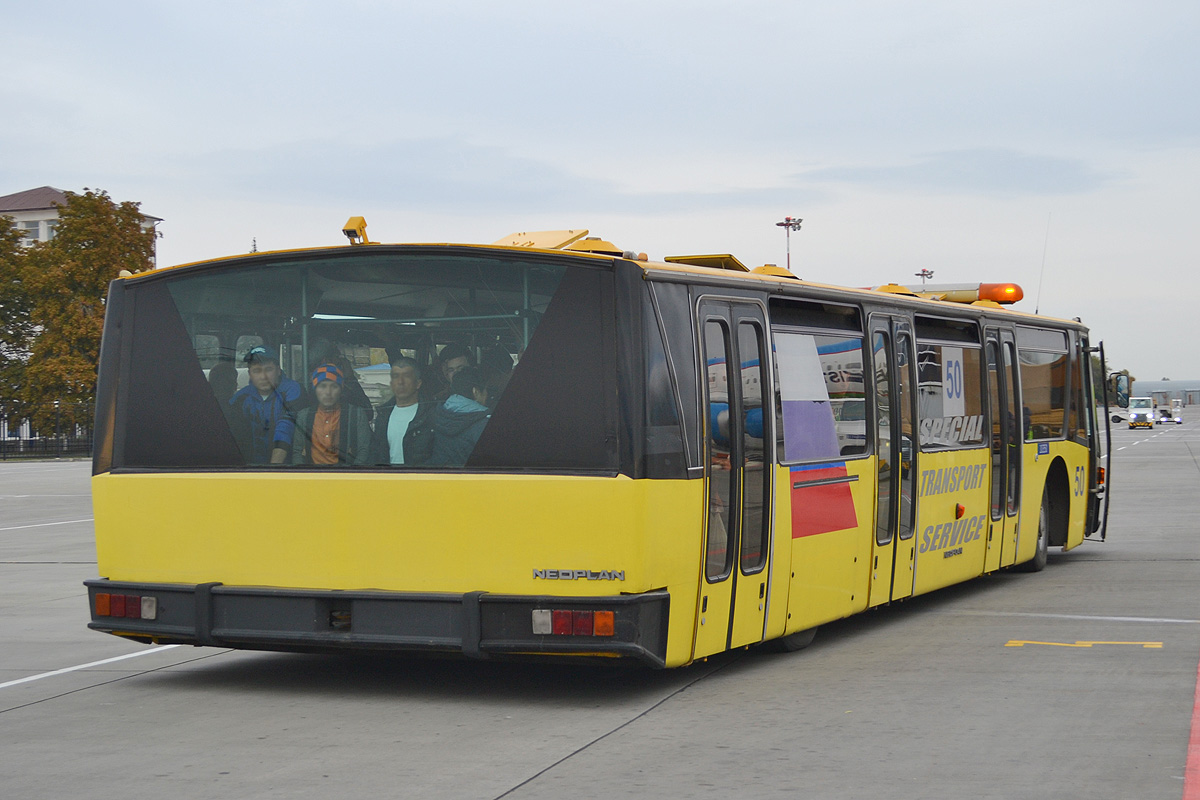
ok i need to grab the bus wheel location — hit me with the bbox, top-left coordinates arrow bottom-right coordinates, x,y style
768,627 -> 818,652
1017,488 -> 1050,572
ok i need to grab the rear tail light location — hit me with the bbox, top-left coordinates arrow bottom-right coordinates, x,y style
533,608 -> 616,637
572,610 -> 594,636
94,592 -> 157,620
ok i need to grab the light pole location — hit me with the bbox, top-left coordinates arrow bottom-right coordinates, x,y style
775,216 -> 803,272
915,268 -> 934,288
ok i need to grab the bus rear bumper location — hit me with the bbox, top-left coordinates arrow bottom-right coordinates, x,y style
84,580 -> 671,668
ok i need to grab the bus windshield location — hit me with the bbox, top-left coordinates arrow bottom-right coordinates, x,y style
103,248 -> 617,472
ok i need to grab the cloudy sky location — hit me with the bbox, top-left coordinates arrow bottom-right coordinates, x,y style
3,1 -> 1197,380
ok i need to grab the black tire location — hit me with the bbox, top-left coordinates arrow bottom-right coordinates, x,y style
1016,487 -> 1050,572
766,627 -> 818,652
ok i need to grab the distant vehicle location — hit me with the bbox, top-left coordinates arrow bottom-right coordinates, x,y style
1159,399 -> 1184,425
1128,397 -> 1155,429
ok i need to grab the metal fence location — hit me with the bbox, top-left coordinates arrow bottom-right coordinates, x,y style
0,401 -> 94,460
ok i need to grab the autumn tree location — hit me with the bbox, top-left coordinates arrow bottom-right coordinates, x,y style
13,189 -> 155,433
0,216 -> 31,420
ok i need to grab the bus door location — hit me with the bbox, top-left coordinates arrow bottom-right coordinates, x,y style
984,328 -> 1022,570
868,316 -> 918,607
1086,339 -> 1113,541
694,300 -> 774,659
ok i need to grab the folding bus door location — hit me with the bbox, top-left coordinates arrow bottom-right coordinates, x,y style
984,328 -> 1023,570
694,299 -> 774,659
868,315 -> 918,607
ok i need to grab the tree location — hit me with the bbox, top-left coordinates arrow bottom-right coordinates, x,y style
10,189 -> 155,433
0,216 -> 32,421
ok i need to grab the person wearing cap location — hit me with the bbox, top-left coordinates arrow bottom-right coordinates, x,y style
293,363 -> 371,466
368,357 -> 436,466
228,346 -> 305,464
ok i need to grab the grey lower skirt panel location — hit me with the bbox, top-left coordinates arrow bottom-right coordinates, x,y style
84,580 -> 671,667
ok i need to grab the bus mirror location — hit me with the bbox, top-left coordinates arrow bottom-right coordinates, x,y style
1108,373 -> 1130,408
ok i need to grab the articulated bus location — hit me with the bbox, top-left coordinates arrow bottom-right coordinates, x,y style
85,225 -> 1112,667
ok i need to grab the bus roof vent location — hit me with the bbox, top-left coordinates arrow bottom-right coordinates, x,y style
873,283 -> 920,296
664,254 -> 750,272
565,236 -> 624,256
751,263 -> 798,279
492,229 -> 589,249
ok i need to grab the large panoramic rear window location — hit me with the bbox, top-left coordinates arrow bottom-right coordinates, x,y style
108,249 -> 616,472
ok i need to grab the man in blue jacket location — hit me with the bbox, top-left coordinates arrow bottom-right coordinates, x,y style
229,346 -> 304,464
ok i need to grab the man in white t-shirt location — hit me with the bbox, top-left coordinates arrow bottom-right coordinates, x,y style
368,358 -> 436,465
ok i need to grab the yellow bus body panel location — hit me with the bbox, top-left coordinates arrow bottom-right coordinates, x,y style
783,457 -> 875,632
1016,440 -> 1091,559
912,447 -> 991,595
93,472 -> 706,667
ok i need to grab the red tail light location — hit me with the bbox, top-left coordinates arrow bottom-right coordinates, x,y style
572,611 -> 594,636
551,610 -> 573,635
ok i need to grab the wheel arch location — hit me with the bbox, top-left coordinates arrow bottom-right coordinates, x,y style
1043,457 -> 1071,547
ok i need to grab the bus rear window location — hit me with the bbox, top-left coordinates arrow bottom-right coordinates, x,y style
111,250 -> 616,472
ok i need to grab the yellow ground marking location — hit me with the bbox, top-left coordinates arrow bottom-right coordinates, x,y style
1004,640 -> 1163,649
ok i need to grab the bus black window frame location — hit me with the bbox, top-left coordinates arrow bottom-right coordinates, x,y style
768,319 -> 871,467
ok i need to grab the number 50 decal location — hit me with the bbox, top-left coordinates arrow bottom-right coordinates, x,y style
942,347 -> 966,417
1074,465 -> 1086,496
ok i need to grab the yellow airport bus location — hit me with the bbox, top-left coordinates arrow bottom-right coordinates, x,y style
85,225 -> 1112,667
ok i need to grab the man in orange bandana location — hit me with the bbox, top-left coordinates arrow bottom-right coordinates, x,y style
292,363 -> 371,466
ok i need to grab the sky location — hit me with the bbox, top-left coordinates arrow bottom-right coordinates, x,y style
2,1 -> 1197,380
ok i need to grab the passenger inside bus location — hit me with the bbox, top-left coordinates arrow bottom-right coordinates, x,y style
479,346 -> 515,407
229,346 -> 304,464
292,364 -> 371,466
430,367 -> 491,466
427,344 -> 475,403
314,351 -> 374,425
368,357 -> 436,466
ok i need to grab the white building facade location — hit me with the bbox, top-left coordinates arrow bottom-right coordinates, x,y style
0,185 -> 161,262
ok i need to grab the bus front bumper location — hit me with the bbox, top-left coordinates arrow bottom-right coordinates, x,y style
84,580 -> 671,667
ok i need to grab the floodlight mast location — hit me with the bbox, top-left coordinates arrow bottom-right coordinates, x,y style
775,216 -> 803,272
915,268 -> 934,287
